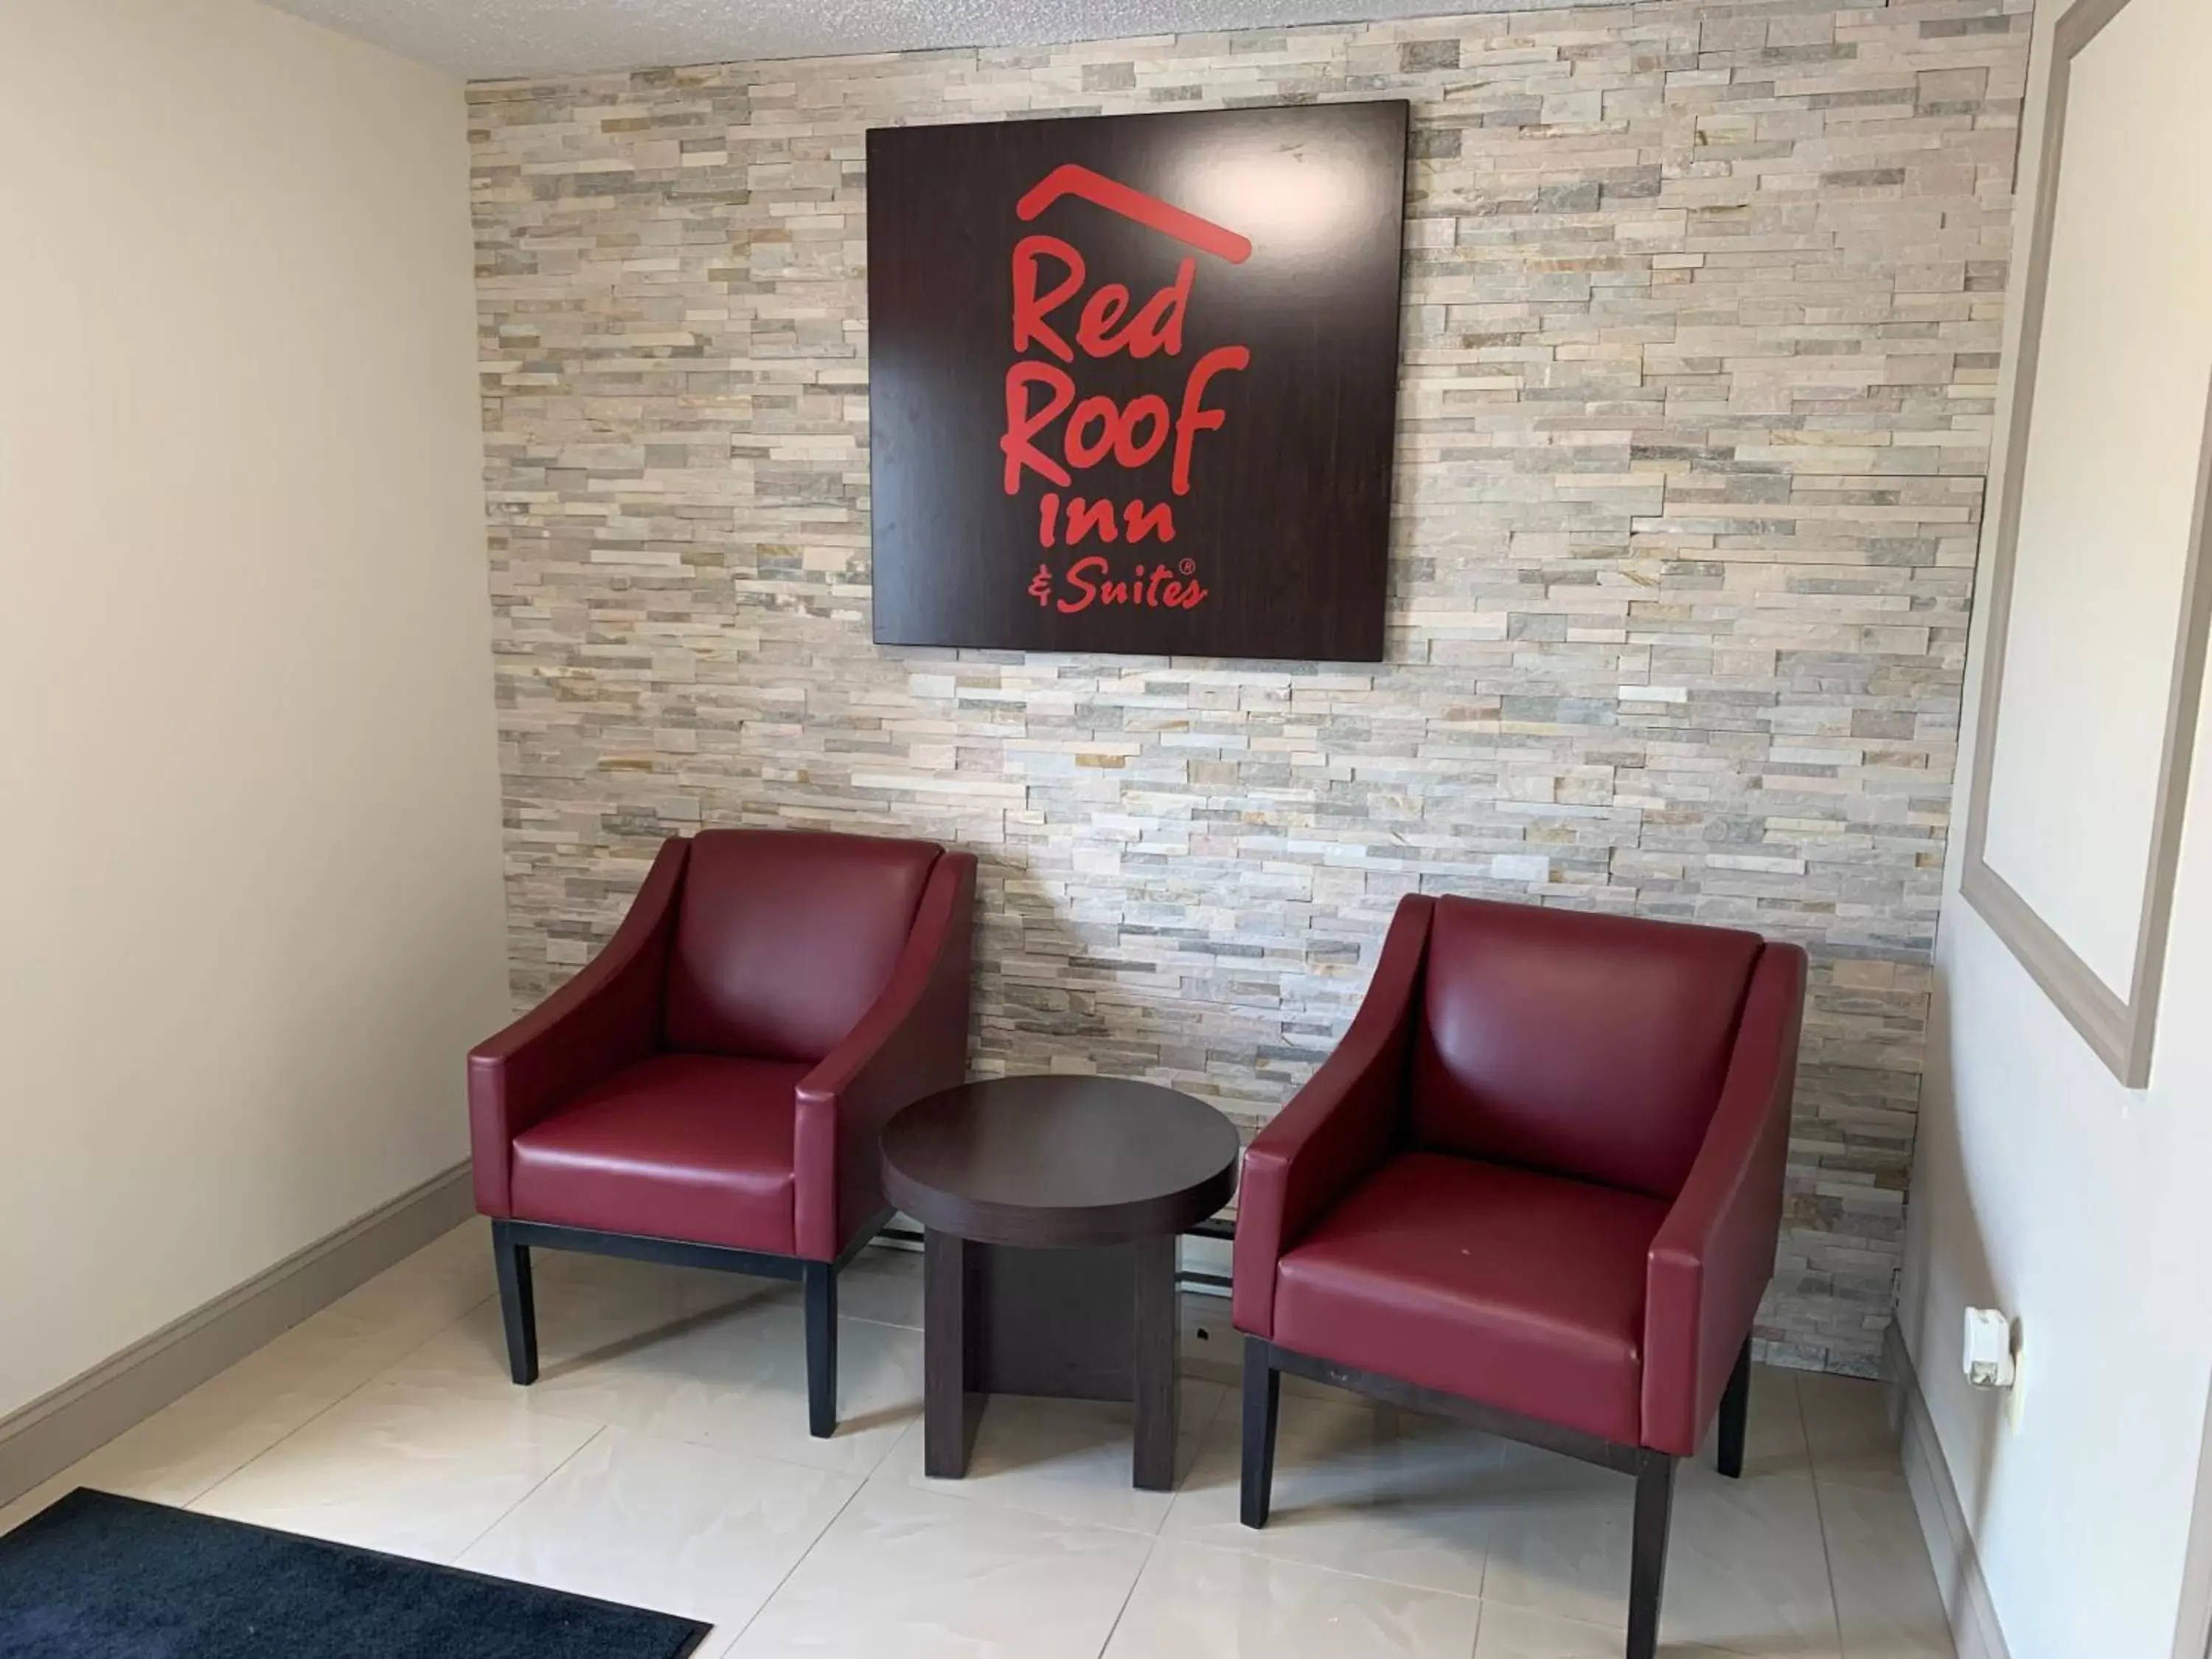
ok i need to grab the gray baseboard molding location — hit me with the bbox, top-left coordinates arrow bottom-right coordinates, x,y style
0,1162 -> 474,1510
1885,1322 -> 2014,1659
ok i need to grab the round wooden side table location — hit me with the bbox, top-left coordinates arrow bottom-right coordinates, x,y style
880,1074 -> 1240,1491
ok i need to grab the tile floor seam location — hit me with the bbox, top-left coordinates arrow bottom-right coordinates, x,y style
1186,1522 -> 1495,1601
169,1265 -> 538,1537
394,1308 -> 923,1489
446,1421 -> 613,1567
717,1450 -> 874,1655
181,1346 -> 442,1516
509,1405 -> 905,1486
861,1419 -> 1175,1540
1809,1477 -> 1856,1659
376,1291 -> 499,1372
1162,1419 -> 1506,1594
1093,1529 -> 1161,1658
25,1267 -> 498,1522
1799,1372 -> 1854,1659
1473,1446 -> 1498,1607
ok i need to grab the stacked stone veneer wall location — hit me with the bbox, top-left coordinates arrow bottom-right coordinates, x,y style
467,0 -> 2031,1374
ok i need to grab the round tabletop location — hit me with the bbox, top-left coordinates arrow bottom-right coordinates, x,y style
880,1074 -> 1241,1249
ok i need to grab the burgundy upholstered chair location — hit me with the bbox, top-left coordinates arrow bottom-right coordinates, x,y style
1232,894 -> 1805,1659
468,829 -> 975,1437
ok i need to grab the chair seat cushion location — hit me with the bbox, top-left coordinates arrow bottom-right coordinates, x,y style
509,1053 -> 810,1255
1272,1152 -> 1668,1444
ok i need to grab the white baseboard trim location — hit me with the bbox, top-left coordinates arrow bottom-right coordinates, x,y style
0,1162 -> 475,1510
1885,1322 -> 2014,1659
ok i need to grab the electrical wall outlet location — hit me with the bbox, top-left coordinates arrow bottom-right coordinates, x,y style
1964,1307 -> 2017,1389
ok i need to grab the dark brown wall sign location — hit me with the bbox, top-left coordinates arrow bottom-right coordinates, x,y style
866,101 -> 1408,661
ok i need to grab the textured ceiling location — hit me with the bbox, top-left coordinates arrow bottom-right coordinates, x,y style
266,0 -> 1625,81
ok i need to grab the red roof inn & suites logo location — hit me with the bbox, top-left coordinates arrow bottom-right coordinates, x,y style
866,102 -> 1406,661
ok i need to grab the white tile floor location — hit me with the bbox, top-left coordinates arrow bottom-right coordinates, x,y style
0,1220 -> 1955,1658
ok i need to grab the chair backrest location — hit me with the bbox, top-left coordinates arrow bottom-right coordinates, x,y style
1408,896 -> 1765,1200
662,829 -> 943,1064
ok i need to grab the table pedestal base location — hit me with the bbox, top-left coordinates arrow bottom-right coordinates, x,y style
922,1230 -> 1179,1490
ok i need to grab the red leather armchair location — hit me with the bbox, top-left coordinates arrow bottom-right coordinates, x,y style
468,829 -> 975,1437
1232,894 -> 1805,1659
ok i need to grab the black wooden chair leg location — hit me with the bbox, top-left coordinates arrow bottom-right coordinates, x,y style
1239,1337 -> 1281,1528
492,1220 -> 539,1386
804,1260 -> 838,1439
1627,1453 -> 1677,1659
1718,1336 -> 1753,1479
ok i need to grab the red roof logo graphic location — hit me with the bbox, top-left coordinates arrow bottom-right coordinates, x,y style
1015,164 -> 1253,265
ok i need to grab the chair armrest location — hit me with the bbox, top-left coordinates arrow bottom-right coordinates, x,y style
1641,940 -> 1807,1456
1232,895 -> 1431,1339
466,838 -> 689,1217
793,850 -> 977,1262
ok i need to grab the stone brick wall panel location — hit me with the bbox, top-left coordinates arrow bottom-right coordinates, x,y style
468,0 -> 2030,1374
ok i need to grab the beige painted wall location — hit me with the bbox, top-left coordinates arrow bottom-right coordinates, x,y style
0,0 -> 507,1419
1902,0 -> 2212,1652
